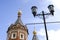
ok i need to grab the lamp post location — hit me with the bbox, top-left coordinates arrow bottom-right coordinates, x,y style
31,5 -> 54,40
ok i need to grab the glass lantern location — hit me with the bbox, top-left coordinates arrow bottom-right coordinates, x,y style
48,5 -> 54,15
31,6 -> 37,17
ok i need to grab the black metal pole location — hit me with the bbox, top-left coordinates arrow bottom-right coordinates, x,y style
42,11 -> 48,40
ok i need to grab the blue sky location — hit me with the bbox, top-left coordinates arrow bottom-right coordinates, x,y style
0,0 -> 60,40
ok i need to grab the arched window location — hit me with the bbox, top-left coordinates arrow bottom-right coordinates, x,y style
20,33 -> 24,39
11,33 -> 17,39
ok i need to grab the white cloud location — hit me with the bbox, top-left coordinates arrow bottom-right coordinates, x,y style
37,28 -> 45,36
37,29 -> 60,40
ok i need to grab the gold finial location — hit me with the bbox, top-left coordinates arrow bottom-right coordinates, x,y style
18,10 -> 22,17
33,26 -> 37,35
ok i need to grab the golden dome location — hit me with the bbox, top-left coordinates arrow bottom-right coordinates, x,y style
33,30 -> 37,35
18,10 -> 22,17
33,26 -> 37,35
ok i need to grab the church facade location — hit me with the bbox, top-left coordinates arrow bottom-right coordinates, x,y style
7,10 -> 38,40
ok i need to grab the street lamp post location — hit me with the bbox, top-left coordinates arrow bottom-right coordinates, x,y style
31,5 -> 54,40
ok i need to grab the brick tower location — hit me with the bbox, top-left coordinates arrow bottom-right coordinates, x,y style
7,10 -> 29,40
